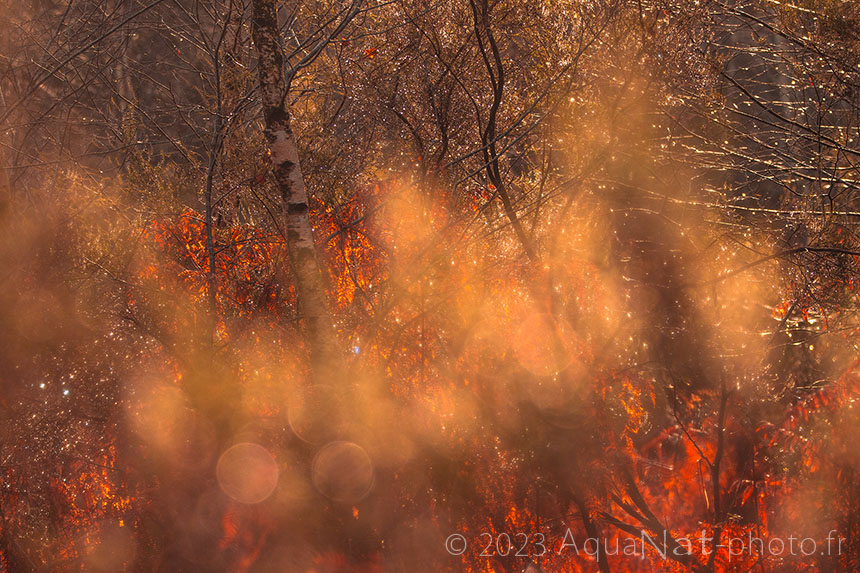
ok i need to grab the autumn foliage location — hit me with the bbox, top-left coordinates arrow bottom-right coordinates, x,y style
3,0 -> 860,572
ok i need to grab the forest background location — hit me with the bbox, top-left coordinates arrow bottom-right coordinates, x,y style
2,0 -> 860,571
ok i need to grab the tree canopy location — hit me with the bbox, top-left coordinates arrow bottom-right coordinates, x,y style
2,0 -> 860,571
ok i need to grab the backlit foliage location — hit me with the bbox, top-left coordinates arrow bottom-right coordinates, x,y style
3,0 -> 860,571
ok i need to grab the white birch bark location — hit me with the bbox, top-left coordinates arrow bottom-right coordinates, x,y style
251,0 -> 338,370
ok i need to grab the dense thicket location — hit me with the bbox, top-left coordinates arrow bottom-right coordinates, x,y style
2,1 -> 860,571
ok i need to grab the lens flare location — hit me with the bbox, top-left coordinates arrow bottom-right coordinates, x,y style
511,313 -> 578,377
216,443 -> 279,504
288,384 -> 345,444
312,441 -> 374,503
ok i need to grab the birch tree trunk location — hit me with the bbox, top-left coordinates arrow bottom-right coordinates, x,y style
251,0 -> 338,370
